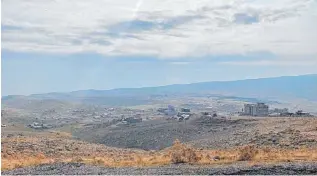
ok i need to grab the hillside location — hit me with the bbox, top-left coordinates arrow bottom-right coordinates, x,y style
2,119 -> 317,174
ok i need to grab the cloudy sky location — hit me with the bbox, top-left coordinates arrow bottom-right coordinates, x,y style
2,0 -> 317,95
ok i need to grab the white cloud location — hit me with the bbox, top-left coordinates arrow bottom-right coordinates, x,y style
2,0 -> 317,59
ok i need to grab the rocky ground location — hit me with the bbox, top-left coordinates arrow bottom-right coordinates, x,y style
73,116 -> 317,150
2,116 -> 317,174
73,116 -> 259,150
3,162 -> 317,175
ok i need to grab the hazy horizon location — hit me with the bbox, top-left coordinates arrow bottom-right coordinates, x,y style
2,73 -> 316,96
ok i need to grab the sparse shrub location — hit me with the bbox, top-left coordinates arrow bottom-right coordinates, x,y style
262,147 -> 272,153
14,163 -> 23,168
36,153 -> 45,159
149,155 -> 157,161
238,145 -> 259,161
92,158 -> 104,165
2,153 -> 8,158
171,151 -> 184,164
173,139 -> 181,146
184,148 -> 199,163
71,157 -> 84,163
134,155 -> 144,165
170,139 -> 198,164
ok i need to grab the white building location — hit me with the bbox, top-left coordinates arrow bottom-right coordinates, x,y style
244,103 -> 269,116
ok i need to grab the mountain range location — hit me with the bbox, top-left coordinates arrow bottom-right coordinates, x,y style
2,74 -> 317,105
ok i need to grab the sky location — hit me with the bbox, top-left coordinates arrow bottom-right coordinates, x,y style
1,0 -> 317,96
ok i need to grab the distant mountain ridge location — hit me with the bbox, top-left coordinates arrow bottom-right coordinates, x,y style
2,74 -> 317,102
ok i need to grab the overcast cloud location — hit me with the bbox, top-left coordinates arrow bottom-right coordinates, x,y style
2,0 -> 317,63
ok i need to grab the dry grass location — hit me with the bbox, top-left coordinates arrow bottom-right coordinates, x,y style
169,139 -> 199,164
237,145 -> 259,161
2,137 -> 317,170
1,155 -> 55,170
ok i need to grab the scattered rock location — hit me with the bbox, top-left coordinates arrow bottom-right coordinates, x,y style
2,162 -> 317,175
213,156 -> 220,161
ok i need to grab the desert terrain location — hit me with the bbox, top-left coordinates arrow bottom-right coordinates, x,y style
2,75 -> 317,174
2,0 -> 317,172
2,106 -> 317,174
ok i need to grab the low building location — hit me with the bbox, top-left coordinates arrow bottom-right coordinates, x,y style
157,108 -> 168,113
295,110 -> 312,117
123,117 -> 142,124
182,114 -> 190,120
201,111 -> 217,117
201,112 -> 210,116
180,108 -> 190,113
28,122 -> 50,129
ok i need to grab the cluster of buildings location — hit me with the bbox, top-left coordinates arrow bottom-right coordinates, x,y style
157,105 -> 192,121
157,105 -> 178,116
276,110 -> 313,117
243,103 -> 269,116
242,103 -> 313,117
176,108 -> 192,121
